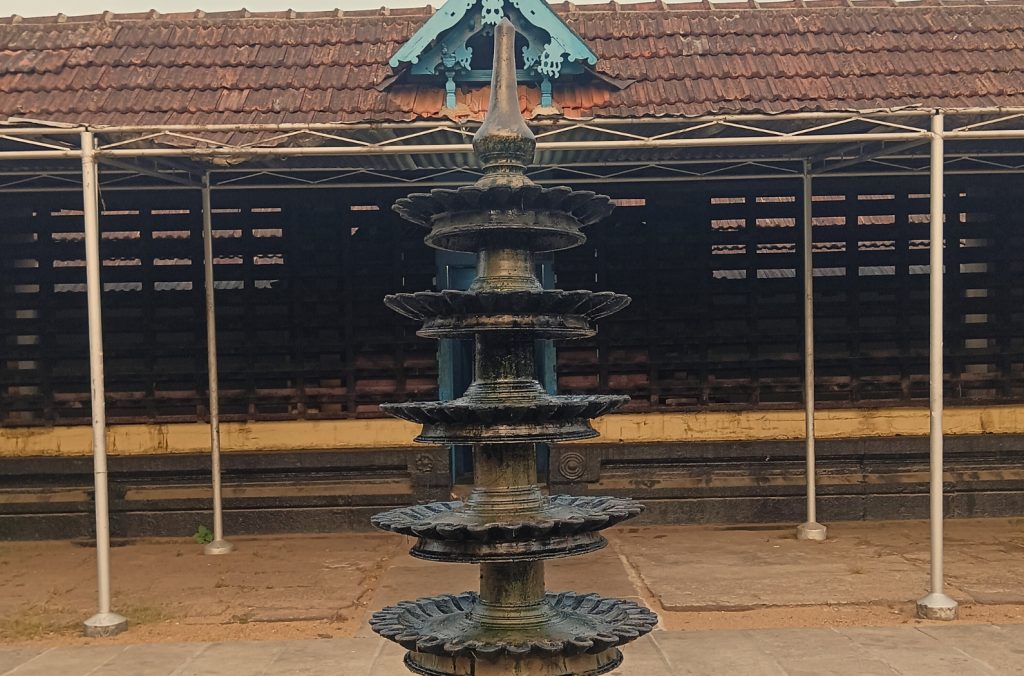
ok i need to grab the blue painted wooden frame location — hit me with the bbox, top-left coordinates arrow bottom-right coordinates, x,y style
389,0 -> 597,109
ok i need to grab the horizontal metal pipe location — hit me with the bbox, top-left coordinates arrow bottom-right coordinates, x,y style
939,106 -> 1024,115
537,132 -> 933,150
65,106 -> 1024,134
204,166 -> 1022,181
94,121 -> 465,134
94,131 -> 929,159
0,126 -> 86,135
0,169 -> 136,177
943,129 -> 1024,140
97,157 -> 199,187
815,139 -> 931,174
3,150 -> 1021,180
4,107 -> 1024,141
0,149 -> 83,160
216,156 -> 806,172
0,110 -> 937,137
5,129 -> 1024,163
3,165 -> 1024,194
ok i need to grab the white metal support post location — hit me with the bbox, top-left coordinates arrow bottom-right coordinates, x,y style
201,174 -> 233,556
81,131 -> 129,637
917,112 -> 958,620
798,160 -> 827,542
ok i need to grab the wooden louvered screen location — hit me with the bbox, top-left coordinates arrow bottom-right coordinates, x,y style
0,190 -> 437,426
555,177 -> 1024,411
3,177 -> 1022,427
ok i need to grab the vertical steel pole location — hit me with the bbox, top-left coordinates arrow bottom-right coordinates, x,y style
917,112 -> 958,620
81,131 -> 128,637
798,160 -> 826,541
202,174 -> 233,555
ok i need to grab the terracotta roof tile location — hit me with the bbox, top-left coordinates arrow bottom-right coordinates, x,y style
1,0 -> 1023,130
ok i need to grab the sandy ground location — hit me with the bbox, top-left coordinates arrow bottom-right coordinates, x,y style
1,518 -> 1023,647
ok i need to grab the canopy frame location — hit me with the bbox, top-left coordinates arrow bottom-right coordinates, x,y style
6,105 -> 1024,631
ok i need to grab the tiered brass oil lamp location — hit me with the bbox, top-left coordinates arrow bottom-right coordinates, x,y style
370,19 -> 657,676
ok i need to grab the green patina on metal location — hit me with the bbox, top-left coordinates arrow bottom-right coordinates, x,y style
370,20 -> 656,676
389,0 -> 597,109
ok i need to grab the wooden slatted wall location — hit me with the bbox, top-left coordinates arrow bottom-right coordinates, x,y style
2,177 -> 1022,427
555,177 -> 1024,411
0,190 -> 436,426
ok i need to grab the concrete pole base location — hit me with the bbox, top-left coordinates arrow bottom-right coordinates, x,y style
204,539 -> 234,556
797,521 -> 827,541
916,592 -> 959,620
83,611 -> 128,637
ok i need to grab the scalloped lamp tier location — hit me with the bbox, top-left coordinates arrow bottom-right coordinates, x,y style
372,495 -> 644,563
392,185 -> 614,253
380,394 -> 629,444
384,289 -> 631,339
371,591 -> 658,676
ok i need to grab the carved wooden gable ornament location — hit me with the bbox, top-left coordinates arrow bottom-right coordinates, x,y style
388,0 -> 598,110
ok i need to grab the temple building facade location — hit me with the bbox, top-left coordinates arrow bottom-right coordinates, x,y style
2,0 -> 1024,537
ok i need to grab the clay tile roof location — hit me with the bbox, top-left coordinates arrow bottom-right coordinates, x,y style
1,0 -> 1023,128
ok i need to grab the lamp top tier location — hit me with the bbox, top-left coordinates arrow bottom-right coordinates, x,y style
472,19 -> 537,189
391,17 -> 614,253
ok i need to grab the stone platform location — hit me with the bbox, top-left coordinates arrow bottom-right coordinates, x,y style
2,519 -> 1024,673
1,625 -> 1022,675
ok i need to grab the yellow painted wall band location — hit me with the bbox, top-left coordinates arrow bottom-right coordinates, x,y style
2,405 -> 1024,458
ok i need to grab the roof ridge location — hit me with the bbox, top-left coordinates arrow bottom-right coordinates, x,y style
559,0 -> 1024,8
4,0 -> 1024,26
1,6 -> 435,26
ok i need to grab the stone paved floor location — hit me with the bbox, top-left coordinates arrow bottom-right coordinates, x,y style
2,625 -> 1024,675
4,519 -> 1024,673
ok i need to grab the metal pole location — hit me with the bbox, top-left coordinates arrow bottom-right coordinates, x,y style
81,131 -> 128,637
917,112 -> 958,620
797,160 -> 826,542
201,174 -> 233,556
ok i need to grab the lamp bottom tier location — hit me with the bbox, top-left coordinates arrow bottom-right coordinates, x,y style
371,591 -> 657,675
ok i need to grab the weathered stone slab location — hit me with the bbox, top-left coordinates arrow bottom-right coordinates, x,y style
367,637 -> 406,676
608,635 -> 674,675
840,626 -> 996,675
916,624 -> 1024,674
90,643 -> 206,676
264,638 -> 381,676
2,646 -> 126,675
654,630 -> 788,675
746,627 -> 899,675
172,641 -> 285,676
0,648 -> 43,674
610,524 -> 968,610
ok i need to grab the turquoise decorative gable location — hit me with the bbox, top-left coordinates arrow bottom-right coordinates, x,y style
389,0 -> 598,109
